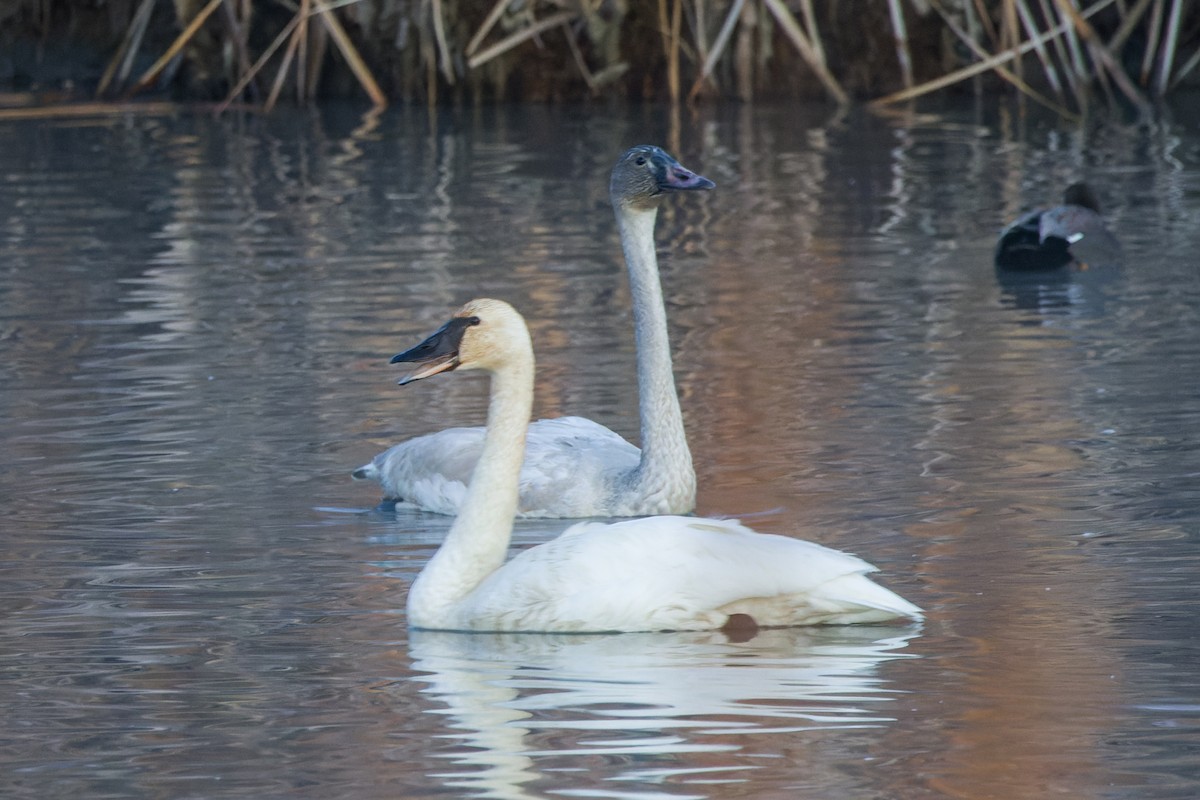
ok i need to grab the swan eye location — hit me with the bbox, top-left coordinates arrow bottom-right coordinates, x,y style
635,156 -> 647,166
467,316 -> 481,326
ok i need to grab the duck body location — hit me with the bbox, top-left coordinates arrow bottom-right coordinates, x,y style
994,183 -> 1117,271
994,206 -> 1074,270
354,145 -> 711,518
392,298 -> 923,634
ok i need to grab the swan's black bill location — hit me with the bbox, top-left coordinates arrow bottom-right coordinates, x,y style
390,315 -> 476,385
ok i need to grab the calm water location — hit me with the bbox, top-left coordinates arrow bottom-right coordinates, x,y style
2,99 -> 1199,799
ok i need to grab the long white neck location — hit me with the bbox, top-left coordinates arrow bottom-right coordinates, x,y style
615,203 -> 696,512
406,352 -> 533,628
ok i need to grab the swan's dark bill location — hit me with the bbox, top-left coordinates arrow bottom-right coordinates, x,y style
390,315 -> 479,385
630,144 -> 715,195
662,163 -> 715,192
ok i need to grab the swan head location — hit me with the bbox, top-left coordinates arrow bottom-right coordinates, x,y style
610,145 -> 714,211
390,298 -> 530,384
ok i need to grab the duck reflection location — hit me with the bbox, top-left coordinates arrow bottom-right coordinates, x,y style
405,626 -> 920,799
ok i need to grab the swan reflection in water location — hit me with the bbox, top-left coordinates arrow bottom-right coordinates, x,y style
403,626 -> 920,799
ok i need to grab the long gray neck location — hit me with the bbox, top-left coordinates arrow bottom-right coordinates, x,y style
614,203 -> 696,511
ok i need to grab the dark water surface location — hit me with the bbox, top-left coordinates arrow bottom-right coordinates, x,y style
2,100 -> 1199,799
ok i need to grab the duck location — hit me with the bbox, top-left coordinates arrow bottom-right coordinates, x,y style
392,298 -> 924,633
353,146 -> 713,518
994,183 -> 1118,270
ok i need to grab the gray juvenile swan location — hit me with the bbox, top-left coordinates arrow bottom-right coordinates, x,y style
353,146 -> 712,517
394,298 -> 924,632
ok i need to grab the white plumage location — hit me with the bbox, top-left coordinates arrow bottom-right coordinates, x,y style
353,145 -> 712,518
355,417 -> 639,517
440,515 -> 923,632
391,298 -> 923,634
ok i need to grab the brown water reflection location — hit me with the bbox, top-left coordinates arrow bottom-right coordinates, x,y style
1,101 -> 1199,799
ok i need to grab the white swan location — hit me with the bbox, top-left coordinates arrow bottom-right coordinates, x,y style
353,145 -> 711,518
393,298 -> 924,633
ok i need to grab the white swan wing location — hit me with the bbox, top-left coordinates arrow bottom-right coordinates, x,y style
356,426 -> 485,515
461,516 -> 923,632
355,416 -> 640,517
514,416 -> 640,517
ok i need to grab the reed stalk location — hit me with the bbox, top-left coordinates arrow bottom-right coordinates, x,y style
872,0 -> 1120,105
761,0 -> 848,105
1014,0 -> 1064,100
962,0 -> 985,97
431,0 -> 455,85
0,102 -> 182,121
96,0 -> 155,96
313,0 -> 386,107
1107,0 -> 1154,55
690,0 -> 745,100
12,0 -> 1199,114
971,0 -> 999,45
264,0 -> 306,111
562,21 -> 598,94
123,0 -> 223,98
1052,0 -> 1152,112
1140,0 -> 1165,84
1155,0 -> 1184,94
468,10 -> 574,70
217,8 -> 301,113
1037,0 -> 1085,105
798,0 -> 826,67
658,0 -> 682,104
294,0 -> 308,104
220,0 -> 260,101
1171,47 -> 1200,89
693,0 -> 710,68
887,0 -> 914,90
928,0 -> 1079,118
1002,0 -> 1022,85
466,0 -> 509,57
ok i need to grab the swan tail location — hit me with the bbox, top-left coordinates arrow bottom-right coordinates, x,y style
351,461 -> 379,481
813,573 -> 924,624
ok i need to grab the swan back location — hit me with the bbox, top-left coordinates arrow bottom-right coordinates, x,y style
453,516 -> 922,632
